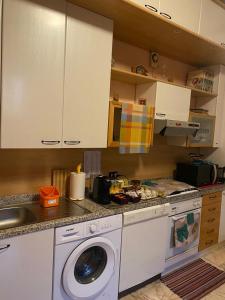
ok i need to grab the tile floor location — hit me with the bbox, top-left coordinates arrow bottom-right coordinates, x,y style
122,242 -> 225,300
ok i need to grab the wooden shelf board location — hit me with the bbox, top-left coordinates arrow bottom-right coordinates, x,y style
111,68 -> 217,98
111,68 -> 156,84
191,88 -> 217,98
68,0 -> 225,66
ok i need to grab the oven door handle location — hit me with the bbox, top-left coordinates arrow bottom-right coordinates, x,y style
171,209 -> 201,221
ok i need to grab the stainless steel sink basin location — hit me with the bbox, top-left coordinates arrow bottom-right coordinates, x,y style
0,207 -> 36,230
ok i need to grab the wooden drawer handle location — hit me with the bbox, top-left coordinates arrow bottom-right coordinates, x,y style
206,229 -> 215,234
206,240 -> 214,245
209,195 -> 216,199
208,207 -> 216,212
207,218 -> 216,223
205,240 -> 214,246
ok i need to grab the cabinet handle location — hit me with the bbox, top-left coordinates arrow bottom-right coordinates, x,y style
206,240 -> 214,246
209,195 -> 216,199
0,244 -> 10,251
208,207 -> 216,212
206,229 -> 215,234
145,4 -> 158,12
156,113 -> 166,117
41,140 -> 60,145
160,12 -> 172,19
207,218 -> 216,223
64,141 -> 81,145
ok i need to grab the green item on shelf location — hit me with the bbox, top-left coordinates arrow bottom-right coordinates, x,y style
187,212 -> 194,225
176,224 -> 189,242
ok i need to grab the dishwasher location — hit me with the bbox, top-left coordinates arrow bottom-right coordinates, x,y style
119,203 -> 170,292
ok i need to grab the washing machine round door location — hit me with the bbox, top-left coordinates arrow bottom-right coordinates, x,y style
62,236 -> 116,300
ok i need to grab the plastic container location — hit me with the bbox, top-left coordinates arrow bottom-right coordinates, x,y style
187,69 -> 214,93
39,186 -> 59,208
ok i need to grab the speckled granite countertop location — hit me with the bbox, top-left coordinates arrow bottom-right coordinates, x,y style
0,183 -> 224,240
198,184 -> 225,196
0,195 -> 114,240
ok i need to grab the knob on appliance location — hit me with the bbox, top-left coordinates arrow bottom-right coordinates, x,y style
89,224 -> 97,233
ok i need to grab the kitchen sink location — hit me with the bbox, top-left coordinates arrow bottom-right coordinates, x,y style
0,207 -> 37,230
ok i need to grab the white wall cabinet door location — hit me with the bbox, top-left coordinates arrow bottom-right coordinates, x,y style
129,0 -> 160,13
63,4 -> 113,148
0,229 -> 54,300
155,82 -> 191,121
137,82 -> 191,121
199,0 -> 225,46
1,0 -> 65,148
159,0 -> 201,33
219,191 -> 225,243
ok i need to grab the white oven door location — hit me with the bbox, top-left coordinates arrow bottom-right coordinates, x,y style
166,208 -> 201,259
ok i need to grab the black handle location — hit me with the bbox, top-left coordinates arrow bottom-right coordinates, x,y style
160,12 -> 172,19
64,141 -> 81,145
0,244 -> 10,251
41,140 -> 60,145
145,4 -> 157,12
156,113 -> 166,117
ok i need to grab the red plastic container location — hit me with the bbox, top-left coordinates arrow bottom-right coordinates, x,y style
39,186 -> 59,208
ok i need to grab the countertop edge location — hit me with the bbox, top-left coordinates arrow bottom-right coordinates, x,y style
0,184 -> 224,240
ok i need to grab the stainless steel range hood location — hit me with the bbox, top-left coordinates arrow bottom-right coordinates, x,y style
154,119 -> 200,136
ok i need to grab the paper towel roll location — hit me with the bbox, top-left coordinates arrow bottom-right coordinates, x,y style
69,172 -> 86,200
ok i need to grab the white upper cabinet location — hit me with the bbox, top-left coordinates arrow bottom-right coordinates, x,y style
63,4 -> 113,148
199,0 -> 225,47
154,82 -> 191,121
136,82 -> 191,121
0,229 -> 54,300
159,0 -> 202,33
1,0 -> 66,148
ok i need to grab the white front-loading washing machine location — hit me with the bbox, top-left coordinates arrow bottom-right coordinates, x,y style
53,214 -> 122,300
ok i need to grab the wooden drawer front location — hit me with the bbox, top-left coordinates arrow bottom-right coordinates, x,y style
199,232 -> 218,251
202,192 -> 222,207
200,220 -> 220,239
202,204 -> 221,220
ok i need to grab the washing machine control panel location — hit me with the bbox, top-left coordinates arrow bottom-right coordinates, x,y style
85,215 -> 122,237
55,215 -> 122,244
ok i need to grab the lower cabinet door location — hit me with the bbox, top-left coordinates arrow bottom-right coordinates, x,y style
0,229 -> 54,300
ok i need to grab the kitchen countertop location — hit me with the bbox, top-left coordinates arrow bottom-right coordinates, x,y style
198,184 -> 225,196
0,183 -> 224,240
0,195 -> 114,240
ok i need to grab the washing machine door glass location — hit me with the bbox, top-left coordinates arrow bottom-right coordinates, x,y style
63,237 -> 116,300
75,246 -> 107,284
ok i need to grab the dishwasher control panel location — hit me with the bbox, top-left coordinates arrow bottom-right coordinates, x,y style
123,203 -> 170,226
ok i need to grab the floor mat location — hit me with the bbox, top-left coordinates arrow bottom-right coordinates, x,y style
161,259 -> 225,300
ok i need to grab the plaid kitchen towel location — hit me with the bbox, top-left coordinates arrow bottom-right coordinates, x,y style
119,103 -> 154,154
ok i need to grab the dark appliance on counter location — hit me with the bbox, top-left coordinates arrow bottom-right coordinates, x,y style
176,161 -> 217,187
217,167 -> 225,183
92,175 -> 112,204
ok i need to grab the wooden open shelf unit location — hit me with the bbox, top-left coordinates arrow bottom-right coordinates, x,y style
111,68 -> 218,98
69,0 -> 225,66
